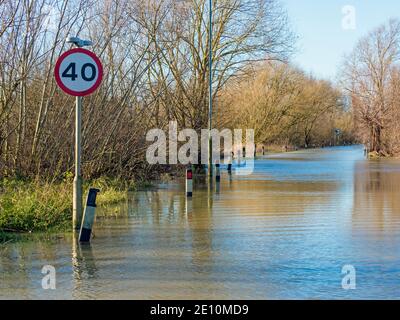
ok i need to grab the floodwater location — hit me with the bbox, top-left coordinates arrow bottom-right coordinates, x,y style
1,145 -> 400,300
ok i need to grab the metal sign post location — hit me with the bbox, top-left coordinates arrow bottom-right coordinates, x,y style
54,37 -> 103,229
208,0 -> 213,178
73,96 -> 83,229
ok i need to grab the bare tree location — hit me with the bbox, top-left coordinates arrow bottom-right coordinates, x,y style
0,0 -> 296,180
342,19 -> 400,154
140,0 -> 295,131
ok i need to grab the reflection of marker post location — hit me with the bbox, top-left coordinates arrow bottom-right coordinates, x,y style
186,198 -> 193,215
73,96 -> 83,230
186,167 -> 193,197
215,179 -> 220,194
216,163 -> 221,182
79,188 -> 100,243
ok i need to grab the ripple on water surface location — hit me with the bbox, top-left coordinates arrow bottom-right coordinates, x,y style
1,146 -> 400,299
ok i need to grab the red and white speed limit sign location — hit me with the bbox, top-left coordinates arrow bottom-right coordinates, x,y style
55,48 -> 103,96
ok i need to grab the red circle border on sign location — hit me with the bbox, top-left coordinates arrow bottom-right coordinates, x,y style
54,48 -> 103,97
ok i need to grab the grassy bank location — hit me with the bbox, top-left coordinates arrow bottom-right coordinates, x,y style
0,177 -> 147,242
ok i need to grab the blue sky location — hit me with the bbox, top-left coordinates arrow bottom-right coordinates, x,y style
282,0 -> 400,80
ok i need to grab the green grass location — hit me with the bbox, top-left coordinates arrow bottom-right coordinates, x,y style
0,177 -> 152,242
0,181 -> 72,233
0,231 -> 23,243
90,177 -> 132,206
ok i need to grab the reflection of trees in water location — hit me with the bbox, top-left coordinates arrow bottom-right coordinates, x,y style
129,190 -> 190,225
0,244 -> 31,298
97,196 -> 130,219
185,184 -> 214,273
218,179 -> 339,217
0,240 -> 64,299
353,161 -> 400,230
125,178 -> 340,275
127,186 -> 215,273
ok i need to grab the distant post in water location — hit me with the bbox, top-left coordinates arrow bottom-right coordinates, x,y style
228,153 -> 233,173
216,163 -> 221,182
186,167 -> 193,197
262,146 -> 265,156
79,188 -> 100,243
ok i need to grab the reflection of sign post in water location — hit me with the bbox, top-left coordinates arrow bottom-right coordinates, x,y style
54,38 -> 103,229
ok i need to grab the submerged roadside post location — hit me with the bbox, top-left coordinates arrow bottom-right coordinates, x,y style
79,188 -> 100,243
228,152 -> 233,173
216,162 -> 221,182
185,166 -> 194,215
186,166 -> 193,197
215,159 -> 221,194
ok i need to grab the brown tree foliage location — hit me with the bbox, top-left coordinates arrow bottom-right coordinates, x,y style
218,62 -> 354,148
0,0 -> 294,180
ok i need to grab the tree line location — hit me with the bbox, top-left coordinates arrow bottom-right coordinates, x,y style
2,0 -> 396,183
0,0 -> 293,179
0,0 -> 296,181
217,62 -> 354,149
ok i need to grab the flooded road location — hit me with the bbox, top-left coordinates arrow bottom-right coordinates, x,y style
1,146 -> 400,299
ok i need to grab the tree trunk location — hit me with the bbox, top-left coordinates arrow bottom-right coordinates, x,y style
371,125 -> 382,153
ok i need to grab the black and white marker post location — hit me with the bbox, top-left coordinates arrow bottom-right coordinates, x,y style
228,152 -> 233,173
228,164 -> 232,173
186,167 -> 193,197
79,188 -> 100,243
216,163 -> 221,182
